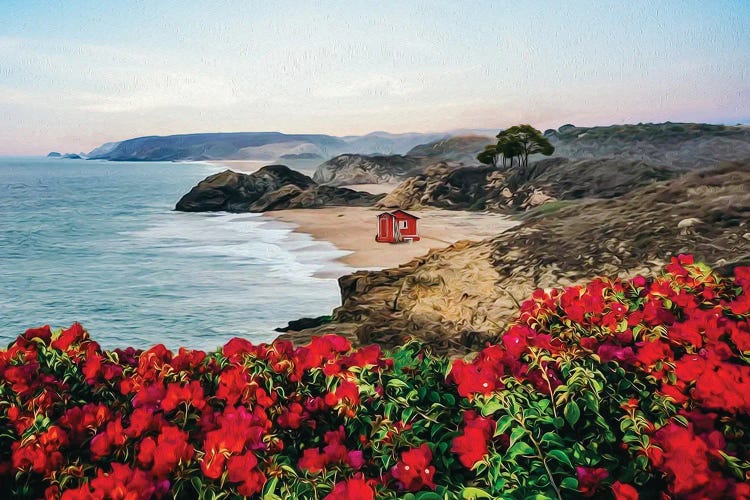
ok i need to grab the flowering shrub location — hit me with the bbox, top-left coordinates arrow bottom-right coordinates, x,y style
1,255 -> 749,499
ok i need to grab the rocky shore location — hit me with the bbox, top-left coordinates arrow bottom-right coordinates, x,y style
175,165 -> 382,212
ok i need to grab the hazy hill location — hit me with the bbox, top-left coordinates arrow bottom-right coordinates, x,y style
87,132 -> 348,162
313,135 -> 490,186
405,135 -> 491,162
87,131 -> 452,162
339,131 -> 448,155
545,122 -> 750,167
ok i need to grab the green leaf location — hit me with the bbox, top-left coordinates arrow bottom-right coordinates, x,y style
190,476 -> 203,493
262,477 -> 279,498
481,399 -> 504,417
547,449 -> 573,469
416,492 -> 442,500
564,401 -> 580,427
387,379 -> 409,389
509,426 -> 526,447
560,477 -> 579,490
461,487 -> 493,499
494,415 -> 513,436
506,441 -> 535,459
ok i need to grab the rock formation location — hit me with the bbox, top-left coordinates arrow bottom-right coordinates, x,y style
378,157 -> 680,212
175,165 -> 382,212
312,136 -> 491,186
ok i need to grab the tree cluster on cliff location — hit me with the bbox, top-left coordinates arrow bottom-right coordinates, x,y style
478,124 -> 554,168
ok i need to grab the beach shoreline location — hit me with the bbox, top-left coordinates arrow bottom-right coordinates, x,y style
264,206 -> 519,272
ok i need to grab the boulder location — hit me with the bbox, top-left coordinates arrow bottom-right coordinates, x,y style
175,165 -> 382,212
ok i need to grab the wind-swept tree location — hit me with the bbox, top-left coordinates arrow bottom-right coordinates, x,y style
496,135 -> 525,168
497,124 -> 554,169
477,144 -> 499,167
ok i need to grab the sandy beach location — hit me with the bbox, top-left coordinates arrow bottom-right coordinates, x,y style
264,206 -> 518,271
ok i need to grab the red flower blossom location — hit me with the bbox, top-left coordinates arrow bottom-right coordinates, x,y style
451,427 -> 488,468
611,481 -> 638,500
227,451 -> 266,497
576,466 -> 609,497
391,444 -> 436,492
325,475 -> 375,500
51,322 -> 85,351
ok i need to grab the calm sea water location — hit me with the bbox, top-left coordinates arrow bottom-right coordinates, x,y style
0,158 -> 348,350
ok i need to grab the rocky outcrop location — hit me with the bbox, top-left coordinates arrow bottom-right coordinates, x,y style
405,135 -> 492,162
312,136 -> 491,187
312,154 -> 421,186
47,152 -> 85,159
175,165 -> 382,212
279,162 -> 750,354
378,157 -> 682,212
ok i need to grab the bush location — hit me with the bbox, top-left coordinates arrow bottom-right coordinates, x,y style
1,256 -> 749,499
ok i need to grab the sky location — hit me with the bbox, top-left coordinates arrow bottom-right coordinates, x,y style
0,0 -> 748,155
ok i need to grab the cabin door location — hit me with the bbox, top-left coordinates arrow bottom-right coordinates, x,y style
379,217 -> 388,239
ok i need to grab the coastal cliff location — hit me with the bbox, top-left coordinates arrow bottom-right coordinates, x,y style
378,157 -> 681,212
278,162 -> 750,353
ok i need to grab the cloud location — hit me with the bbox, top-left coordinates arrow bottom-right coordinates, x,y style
0,36 -> 255,114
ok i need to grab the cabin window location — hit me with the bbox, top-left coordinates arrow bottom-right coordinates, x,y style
400,220 -> 408,229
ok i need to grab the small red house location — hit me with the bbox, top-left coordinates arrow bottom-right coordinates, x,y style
376,210 -> 420,243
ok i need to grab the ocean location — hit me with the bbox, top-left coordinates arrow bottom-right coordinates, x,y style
0,157 -> 348,350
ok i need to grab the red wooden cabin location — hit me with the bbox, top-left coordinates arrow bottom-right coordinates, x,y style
376,210 -> 420,243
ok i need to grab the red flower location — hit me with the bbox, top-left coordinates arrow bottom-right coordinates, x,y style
150,426 -> 194,478
90,417 -> 126,459
298,426 -> 364,472
451,427 -> 488,468
216,367 -> 249,406
611,481 -> 639,500
298,448 -> 327,473
391,444 -> 436,492
89,463 -> 156,500
51,322 -> 85,351
227,451 -> 266,497
325,475 -> 375,500
325,379 -> 361,408
675,355 -> 706,382
634,339 -> 673,367
161,380 -> 205,412
449,360 -> 499,397
452,411 -> 495,468
576,466 -> 609,497
652,422 -> 731,497
22,325 -> 52,344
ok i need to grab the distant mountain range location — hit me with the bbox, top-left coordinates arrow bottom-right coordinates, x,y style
72,123 -> 750,169
83,130 -> 492,162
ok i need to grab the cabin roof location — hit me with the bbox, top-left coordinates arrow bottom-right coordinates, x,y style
390,209 -> 420,220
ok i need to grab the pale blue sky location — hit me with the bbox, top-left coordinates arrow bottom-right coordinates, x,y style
1,0 -> 748,154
